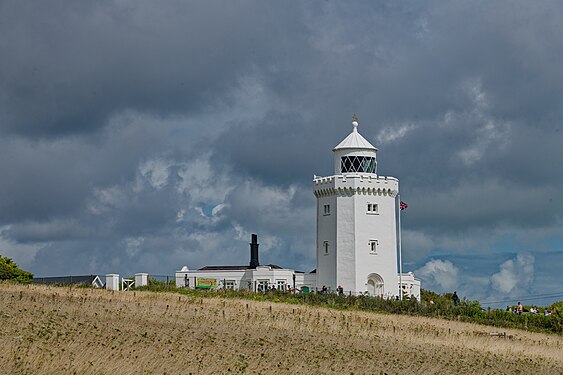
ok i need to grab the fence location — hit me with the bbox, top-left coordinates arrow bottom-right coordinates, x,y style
33,275 -> 103,288
31,274 -> 372,295
32,274 -> 175,290
147,274 -> 175,287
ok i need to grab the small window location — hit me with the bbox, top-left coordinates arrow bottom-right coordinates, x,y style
367,203 -> 378,214
369,239 -> 379,254
323,204 -> 330,215
276,280 -> 286,290
257,280 -> 269,292
225,280 -> 236,290
323,241 -> 329,255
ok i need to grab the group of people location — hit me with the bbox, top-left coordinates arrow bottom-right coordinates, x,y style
256,284 -> 347,295
318,285 -> 329,295
257,284 -> 297,293
451,293 -> 555,316
317,285 -> 345,295
506,302 -> 552,315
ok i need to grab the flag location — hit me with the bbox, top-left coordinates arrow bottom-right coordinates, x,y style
400,201 -> 408,210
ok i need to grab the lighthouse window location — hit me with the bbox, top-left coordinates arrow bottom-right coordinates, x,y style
369,239 -> 379,254
367,203 -> 378,214
323,204 -> 330,215
341,156 -> 376,173
323,241 -> 329,255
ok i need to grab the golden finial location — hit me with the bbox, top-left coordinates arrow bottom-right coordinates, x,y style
352,114 -> 359,122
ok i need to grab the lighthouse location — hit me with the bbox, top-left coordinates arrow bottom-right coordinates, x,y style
313,116 -> 408,297
175,116 -> 419,299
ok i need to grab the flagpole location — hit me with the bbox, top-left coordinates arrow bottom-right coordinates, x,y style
398,194 -> 403,301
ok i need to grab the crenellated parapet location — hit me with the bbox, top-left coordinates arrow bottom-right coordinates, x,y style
313,174 -> 398,198
313,186 -> 397,198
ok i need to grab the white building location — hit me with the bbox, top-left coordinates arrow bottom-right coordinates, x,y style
176,117 -> 420,300
175,234 -> 318,293
314,117 -> 419,299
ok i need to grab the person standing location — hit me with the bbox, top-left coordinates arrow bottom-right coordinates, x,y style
453,291 -> 460,306
517,302 -> 523,315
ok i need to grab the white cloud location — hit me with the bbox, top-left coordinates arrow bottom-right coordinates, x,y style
88,185 -> 128,215
176,156 -> 234,204
415,259 -> 459,291
257,234 -> 283,254
490,253 -> 535,294
211,203 -> 227,217
232,222 -> 248,242
376,123 -> 416,145
409,253 -> 543,306
402,230 -> 435,261
139,158 -> 171,190
456,78 -> 512,165
0,226 -> 45,269
123,237 -> 144,258
175,209 -> 186,222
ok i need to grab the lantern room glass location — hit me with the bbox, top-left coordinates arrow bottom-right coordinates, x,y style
340,156 -> 376,173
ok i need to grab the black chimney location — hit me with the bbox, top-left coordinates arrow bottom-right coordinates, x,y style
249,234 -> 259,269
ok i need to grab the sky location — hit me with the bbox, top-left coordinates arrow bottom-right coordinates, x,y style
1,1 -> 562,307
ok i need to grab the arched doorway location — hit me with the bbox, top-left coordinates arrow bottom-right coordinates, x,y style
367,273 -> 384,297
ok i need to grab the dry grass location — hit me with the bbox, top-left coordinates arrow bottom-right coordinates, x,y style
1,284 -> 562,374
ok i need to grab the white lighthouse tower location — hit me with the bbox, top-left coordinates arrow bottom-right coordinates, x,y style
313,116 -> 408,298
174,115 -> 418,299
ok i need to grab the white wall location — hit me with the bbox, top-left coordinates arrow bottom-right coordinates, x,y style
399,273 -> 421,301
353,178 -> 399,297
315,193 -> 337,290
106,274 -> 120,291
336,190 -> 356,292
175,270 -> 247,289
314,174 -> 400,296
135,273 -> 148,287
175,267 -> 306,292
251,267 -> 295,291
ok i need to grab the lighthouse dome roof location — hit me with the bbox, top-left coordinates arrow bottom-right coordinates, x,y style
333,120 -> 378,151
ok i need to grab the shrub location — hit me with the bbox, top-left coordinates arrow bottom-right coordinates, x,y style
0,255 -> 33,283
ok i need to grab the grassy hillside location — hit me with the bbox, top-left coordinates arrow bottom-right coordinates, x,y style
1,284 -> 562,374
139,283 -> 563,334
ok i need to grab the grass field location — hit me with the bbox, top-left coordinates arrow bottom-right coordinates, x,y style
1,284 -> 562,374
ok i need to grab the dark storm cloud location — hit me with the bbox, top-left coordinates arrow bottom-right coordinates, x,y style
0,1 -> 302,136
213,112 -> 324,184
1,1 -> 562,304
0,114 -> 170,224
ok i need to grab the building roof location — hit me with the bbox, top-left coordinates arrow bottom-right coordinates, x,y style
33,275 -> 99,285
198,264 -> 285,271
333,120 -> 378,151
266,264 -> 284,269
198,265 -> 250,271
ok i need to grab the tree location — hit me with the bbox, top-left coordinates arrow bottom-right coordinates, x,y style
0,255 -> 33,283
